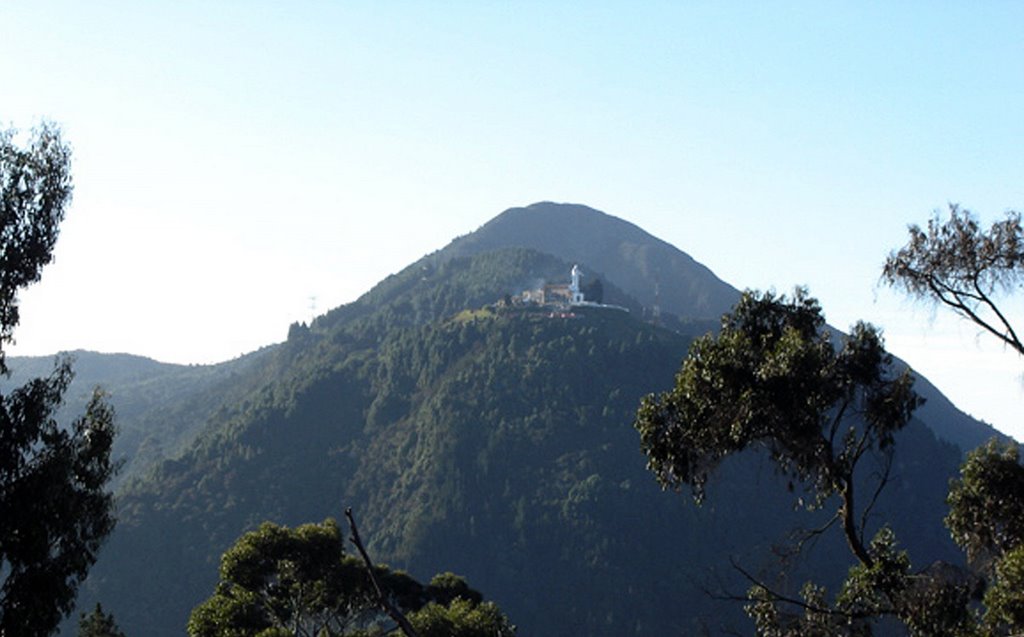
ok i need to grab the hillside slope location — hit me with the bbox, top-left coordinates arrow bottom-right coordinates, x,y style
76,247 -> 965,636
440,201 -> 739,321
52,203 -> 1004,635
3,350 -> 273,481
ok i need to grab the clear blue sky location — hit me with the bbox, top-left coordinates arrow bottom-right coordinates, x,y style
2,2 -> 1022,439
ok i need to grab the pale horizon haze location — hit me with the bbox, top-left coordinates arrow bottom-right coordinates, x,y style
1,2 -> 1022,439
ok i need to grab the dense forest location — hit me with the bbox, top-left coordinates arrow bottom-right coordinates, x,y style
2,198 -> 1007,635
47,219 -> 983,635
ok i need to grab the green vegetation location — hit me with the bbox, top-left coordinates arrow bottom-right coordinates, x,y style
3,350 -> 274,487
187,519 -> 513,637
0,123 -> 118,635
888,205 -> 1024,635
636,288 -> 918,513
61,205 -> 995,636
0,123 -> 71,363
98,274 -> 705,634
636,289 -> 942,634
405,596 -> 515,637
80,246 -> 965,636
948,440 -> 1024,635
440,201 -> 739,320
78,604 -> 126,637
634,204 -> 1024,635
883,204 -> 1024,358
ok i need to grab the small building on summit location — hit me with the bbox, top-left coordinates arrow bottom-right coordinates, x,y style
527,264 -> 585,305
518,264 -> 625,312
541,282 -> 572,305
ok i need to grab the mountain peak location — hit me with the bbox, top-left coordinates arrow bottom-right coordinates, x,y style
491,201 -> 648,238
441,202 -> 739,321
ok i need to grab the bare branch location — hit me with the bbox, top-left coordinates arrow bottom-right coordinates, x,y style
859,451 -> 894,543
827,399 -> 850,452
884,205 -> 1024,358
344,508 -> 421,637
727,557 -> 875,621
929,277 -> 1023,355
971,276 -> 1024,355
791,514 -> 841,558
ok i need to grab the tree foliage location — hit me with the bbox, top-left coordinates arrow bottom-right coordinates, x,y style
0,123 -> 73,374
404,598 -> 515,637
188,519 -> 515,637
0,123 -> 118,636
883,204 -> 1024,356
983,546 -> 1024,634
106,290 -> 717,635
81,241 -> 966,635
637,276 -> 1024,635
0,365 -> 117,634
946,440 -> 1024,636
78,603 -> 127,637
883,202 -> 1024,635
188,519 -> 382,636
633,289 -> 990,635
946,440 -> 1024,569
635,289 -> 919,530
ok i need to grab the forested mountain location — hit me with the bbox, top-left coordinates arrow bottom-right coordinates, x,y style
5,349 -> 273,483
438,201 -> 739,321
56,203 -> 1002,635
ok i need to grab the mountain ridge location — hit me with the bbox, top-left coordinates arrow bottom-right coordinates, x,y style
48,202 -> 1004,636
437,201 -> 740,321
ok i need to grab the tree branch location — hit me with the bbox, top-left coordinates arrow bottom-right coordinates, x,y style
344,508 -> 421,637
971,275 -> 1024,355
828,400 -> 850,451
927,277 -> 1024,356
790,514 -> 841,558
859,451 -> 894,543
726,557 -> 875,621
841,477 -> 873,567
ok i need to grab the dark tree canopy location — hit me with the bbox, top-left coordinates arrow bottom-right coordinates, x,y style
635,289 -> 939,634
0,123 -> 118,636
405,598 -> 515,637
0,123 -> 73,374
0,364 -> 117,634
883,203 -> 1024,635
883,204 -> 1024,357
947,440 -> 1024,568
188,519 -> 384,636
78,603 -> 127,637
637,285 -> 1024,635
946,440 -> 1024,635
582,277 -> 604,304
635,289 -> 919,517
188,519 -> 515,637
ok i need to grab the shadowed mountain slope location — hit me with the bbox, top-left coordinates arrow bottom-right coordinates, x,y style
53,203 -> 1004,636
3,349 -> 274,482
85,282 -> 963,636
439,202 -> 739,321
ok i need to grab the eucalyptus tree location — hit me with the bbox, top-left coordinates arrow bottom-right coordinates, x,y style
634,289 -> 983,635
884,204 -> 1024,634
883,204 -> 1024,357
188,518 -> 515,637
0,123 -> 118,635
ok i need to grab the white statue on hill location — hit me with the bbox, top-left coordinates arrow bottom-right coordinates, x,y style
570,264 -> 584,304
